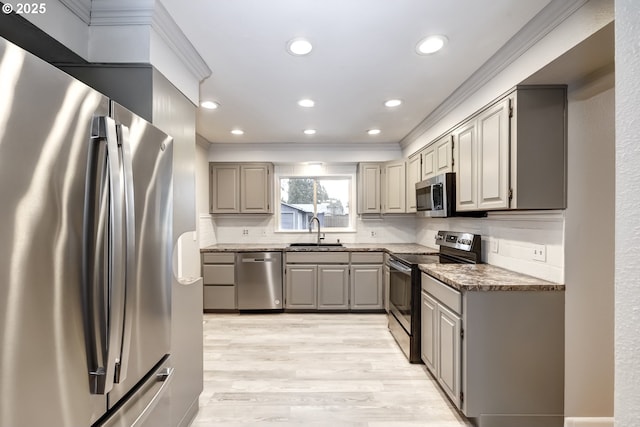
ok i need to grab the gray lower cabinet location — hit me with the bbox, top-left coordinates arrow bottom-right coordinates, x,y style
318,265 -> 349,310
420,279 -> 462,408
421,272 -> 565,426
285,264 -> 318,309
350,264 -> 383,310
350,252 -> 384,311
202,253 -> 236,311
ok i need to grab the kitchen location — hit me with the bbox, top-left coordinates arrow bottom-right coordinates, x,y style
0,0 -> 636,427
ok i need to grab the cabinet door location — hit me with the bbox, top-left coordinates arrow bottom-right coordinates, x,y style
437,303 -> 462,408
454,121 -> 477,211
435,135 -> 453,174
350,265 -> 383,310
383,160 -> 406,213
421,145 -> 436,180
477,98 -> 510,210
285,265 -> 317,309
406,155 -> 421,212
358,163 -> 381,213
421,292 -> 438,373
317,265 -> 349,310
241,164 -> 272,213
210,164 -> 240,213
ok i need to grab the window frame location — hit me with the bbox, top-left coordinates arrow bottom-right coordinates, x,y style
276,172 -> 356,233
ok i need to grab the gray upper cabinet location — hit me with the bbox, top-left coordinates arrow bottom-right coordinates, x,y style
357,163 -> 381,214
406,155 -> 421,212
240,163 -> 272,213
453,85 -> 567,212
454,120 -> 478,212
421,135 -> 453,181
382,160 -> 406,213
209,164 -> 240,213
209,162 -> 273,214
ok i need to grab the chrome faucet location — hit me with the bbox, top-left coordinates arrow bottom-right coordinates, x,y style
308,216 -> 324,245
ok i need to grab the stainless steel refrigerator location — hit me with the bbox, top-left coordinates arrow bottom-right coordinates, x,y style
0,36 -> 175,427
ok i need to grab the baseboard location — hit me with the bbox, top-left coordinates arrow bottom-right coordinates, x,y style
564,417 -> 614,427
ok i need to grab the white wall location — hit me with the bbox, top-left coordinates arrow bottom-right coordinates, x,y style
208,142 -> 401,163
564,76 -> 614,417
402,0 -> 614,158
416,213 -> 564,283
615,0 -> 640,425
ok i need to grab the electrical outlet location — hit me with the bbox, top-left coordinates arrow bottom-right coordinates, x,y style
532,244 -> 546,262
242,229 -> 249,235
490,238 -> 499,254
370,231 -> 377,237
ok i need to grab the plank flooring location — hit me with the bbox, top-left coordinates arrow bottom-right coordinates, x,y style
192,313 -> 473,427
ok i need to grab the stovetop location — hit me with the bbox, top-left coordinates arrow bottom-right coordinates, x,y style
391,253 -> 440,266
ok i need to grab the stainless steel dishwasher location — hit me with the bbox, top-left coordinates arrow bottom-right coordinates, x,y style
236,252 -> 283,310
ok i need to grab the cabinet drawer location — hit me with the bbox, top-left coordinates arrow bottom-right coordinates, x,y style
422,272 -> 461,314
204,285 -> 236,310
203,264 -> 235,285
286,252 -> 349,264
203,253 -> 235,264
351,252 -> 383,264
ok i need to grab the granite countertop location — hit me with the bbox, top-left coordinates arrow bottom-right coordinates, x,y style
419,263 -> 564,292
200,243 -> 437,254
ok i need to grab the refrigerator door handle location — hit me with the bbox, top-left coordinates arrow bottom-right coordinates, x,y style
83,116 -> 126,395
114,123 -> 135,385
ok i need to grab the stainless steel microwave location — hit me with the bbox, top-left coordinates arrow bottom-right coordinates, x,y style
415,172 -> 455,217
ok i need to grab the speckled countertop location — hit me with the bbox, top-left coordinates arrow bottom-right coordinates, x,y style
201,243 -> 563,292
200,243 -> 437,254
419,263 -> 564,292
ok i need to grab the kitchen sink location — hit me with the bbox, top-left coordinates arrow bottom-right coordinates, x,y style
288,242 -> 344,247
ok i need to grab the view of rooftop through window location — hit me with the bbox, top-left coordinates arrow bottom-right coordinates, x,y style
279,177 -> 351,231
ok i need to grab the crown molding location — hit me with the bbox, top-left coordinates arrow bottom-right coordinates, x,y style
59,0 -> 91,24
89,0 -> 211,82
399,0 -> 589,148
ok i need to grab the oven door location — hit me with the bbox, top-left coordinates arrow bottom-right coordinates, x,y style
388,259 -> 413,334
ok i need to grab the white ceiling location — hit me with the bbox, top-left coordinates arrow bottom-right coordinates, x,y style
160,0 -> 554,145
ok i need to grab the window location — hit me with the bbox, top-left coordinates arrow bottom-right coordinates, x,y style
279,176 -> 353,231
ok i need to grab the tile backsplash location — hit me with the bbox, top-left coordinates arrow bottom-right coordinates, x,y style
199,210 -> 564,283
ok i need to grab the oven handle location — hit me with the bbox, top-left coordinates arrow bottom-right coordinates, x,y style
387,259 -> 413,275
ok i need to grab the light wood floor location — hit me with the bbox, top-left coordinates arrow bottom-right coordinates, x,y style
192,313 -> 473,427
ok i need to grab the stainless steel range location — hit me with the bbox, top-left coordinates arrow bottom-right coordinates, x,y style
387,231 -> 481,363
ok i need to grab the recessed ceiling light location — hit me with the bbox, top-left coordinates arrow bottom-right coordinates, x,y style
416,35 -> 448,55
287,38 -> 313,56
304,129 -> 316,135
298,99 -> 315,108
367,129 -> 381,135
231,129 -> 244,136
384,99 -> 402,108
201,101 -> 219,109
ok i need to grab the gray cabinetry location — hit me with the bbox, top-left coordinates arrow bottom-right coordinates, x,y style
202,253 -> 236,311
421,273 -> 462,407
285,264 -> 317,309
285,252 -> 349,310
382,160 -> 406,213
357,163 -> 381,214
285,251 -> 383,311
421,272 -> 565,426
209,162 -> 273,214
453,85 -> 567,212
350,252 -> 384,311
317,265 -> 349,310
